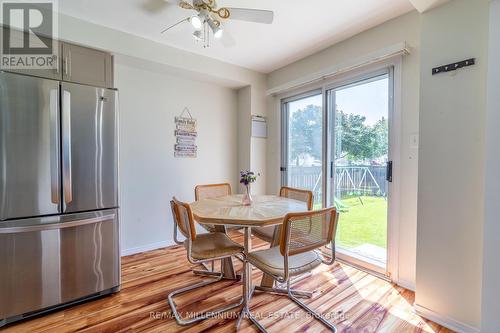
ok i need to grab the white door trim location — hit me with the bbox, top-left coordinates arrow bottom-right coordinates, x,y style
278,56 -> 403,282
388,56 -> 402,284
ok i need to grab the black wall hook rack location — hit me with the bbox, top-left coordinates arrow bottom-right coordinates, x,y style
432,58 -> 475,75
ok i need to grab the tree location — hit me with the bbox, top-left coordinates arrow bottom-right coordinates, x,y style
336,110 -> 388,162
289,104 -> 322,164
289,104 -> 388,165
371,117 -> 389,159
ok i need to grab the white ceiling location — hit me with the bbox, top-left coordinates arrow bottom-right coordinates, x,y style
58,0 -> 415,73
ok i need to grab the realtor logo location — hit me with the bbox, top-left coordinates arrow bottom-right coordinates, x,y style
0,0 -> 58,69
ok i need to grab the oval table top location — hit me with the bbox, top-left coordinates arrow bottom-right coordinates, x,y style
190,194 -> 308,227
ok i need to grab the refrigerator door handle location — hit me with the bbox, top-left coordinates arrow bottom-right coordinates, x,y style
49,88 -> 60,204
62,90 -> 73,204
64,55 -> 69,77
0,213 -> 116,234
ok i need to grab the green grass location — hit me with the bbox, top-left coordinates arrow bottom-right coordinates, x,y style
335,196 -> 387,249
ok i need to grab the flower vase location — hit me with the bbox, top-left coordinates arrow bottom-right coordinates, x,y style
242,185 -> 253,206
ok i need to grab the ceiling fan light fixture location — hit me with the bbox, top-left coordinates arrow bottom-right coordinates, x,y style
207,18 -> 223,39
162,1 -> 275,48
213,27 -> 223,39
189,15 -> 203,30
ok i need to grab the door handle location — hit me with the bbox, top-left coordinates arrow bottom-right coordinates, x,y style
64,57 -> 68,76
386,161 -> 393,183
66,51 -> 72,78
64,52 -> 71,77
62,90 -> 73,204
0,214 -> 115,234
49,88 -> 60,204
54,55 -> 60,74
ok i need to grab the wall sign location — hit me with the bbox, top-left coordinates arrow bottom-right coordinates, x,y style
174,107 -> 197,158
251,115 -> 267,138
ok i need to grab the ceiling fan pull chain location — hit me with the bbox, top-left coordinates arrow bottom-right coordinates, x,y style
206,22 -> 210,48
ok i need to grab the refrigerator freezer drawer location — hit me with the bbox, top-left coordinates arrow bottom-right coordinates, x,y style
0,209 -> 120,321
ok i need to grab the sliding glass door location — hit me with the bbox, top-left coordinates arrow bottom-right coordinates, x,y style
281,91 -> 324,208
281,68 -> 394,274
327,72 -> 392,272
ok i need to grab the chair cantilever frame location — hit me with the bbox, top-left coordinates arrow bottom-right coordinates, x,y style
252,186 -> 315,290
171,200 -> 215,274
239,207 -> 340,333
169,198 -> 244,326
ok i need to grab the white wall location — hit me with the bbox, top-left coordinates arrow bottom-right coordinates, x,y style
55,13 -> 267,254
481,0 -> 500,332
250,82 -> 269,195
237,84 -> 268,195
237,86 -> 252,177
115,61 -> 238,254
415,0 -> 489,331
251,137 -> 267,194
266,11 -> 421,289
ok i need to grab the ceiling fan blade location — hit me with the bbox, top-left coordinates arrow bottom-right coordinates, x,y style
224,8 -> 274,24
141,0 -> 169,13
163,0 -> 194,9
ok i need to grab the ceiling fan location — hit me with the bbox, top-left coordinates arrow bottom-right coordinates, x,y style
161,0 -> 274,48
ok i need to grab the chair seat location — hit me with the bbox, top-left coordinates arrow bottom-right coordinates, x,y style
252,226 -> 276,242
247,247 -> 322,278
185,232 -> 244,260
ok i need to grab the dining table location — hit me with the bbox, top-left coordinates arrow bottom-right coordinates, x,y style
189,194 -> 311,308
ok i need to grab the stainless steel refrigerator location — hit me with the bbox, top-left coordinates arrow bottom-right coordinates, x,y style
0,71 -> 120,327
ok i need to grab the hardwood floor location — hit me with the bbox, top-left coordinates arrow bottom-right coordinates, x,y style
1,232 -> 453,333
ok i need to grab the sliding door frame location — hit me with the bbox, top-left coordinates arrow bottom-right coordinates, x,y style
325,68 -> 394,277
279,56 -> 402,282
280,88 -> 325,206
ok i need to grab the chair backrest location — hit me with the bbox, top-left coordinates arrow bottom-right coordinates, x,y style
171,197 -> 197,241
280,186 -> 313,210
195,183 -> 232,201
280,207 -> 339,256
